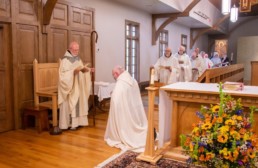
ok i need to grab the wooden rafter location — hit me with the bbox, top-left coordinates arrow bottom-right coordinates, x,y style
152,0 -> 200,45
190,14 -> 229,49
43,0 -> 58,25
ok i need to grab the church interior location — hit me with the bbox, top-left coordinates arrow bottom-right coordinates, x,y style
1,0 -> 258,167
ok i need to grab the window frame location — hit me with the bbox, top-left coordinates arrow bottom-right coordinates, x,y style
125,20 -> 140,81
159,30 -> 169,58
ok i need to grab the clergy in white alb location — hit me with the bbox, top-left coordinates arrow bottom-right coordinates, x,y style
104,66 -> 148,152
153,47 -> 179,84
203,53 -> 213,69
191,51 -> 205,81
211,52 -> 222,68
174,45 -> 192,82
58,41 -> 92,130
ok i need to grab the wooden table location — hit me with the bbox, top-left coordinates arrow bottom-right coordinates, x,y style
159,82 -> 258,159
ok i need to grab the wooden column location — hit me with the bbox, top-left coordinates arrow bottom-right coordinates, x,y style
136,87 -> 162,164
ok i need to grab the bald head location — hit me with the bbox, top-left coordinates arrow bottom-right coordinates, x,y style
178,45 -> 185,55
69,41 -> 79,56
164,47 -> 172,58
112,66 -> 125,80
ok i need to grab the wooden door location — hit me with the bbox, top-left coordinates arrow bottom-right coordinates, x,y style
0,24 -> 13,132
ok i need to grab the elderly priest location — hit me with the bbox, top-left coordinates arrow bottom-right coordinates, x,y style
104,66 -> 148,152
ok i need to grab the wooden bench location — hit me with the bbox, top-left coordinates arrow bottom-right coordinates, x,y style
23,106 -> 49,133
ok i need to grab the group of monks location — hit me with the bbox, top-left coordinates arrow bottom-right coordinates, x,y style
153,46 -> 230,84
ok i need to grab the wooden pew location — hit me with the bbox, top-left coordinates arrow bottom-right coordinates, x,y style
197,64 -> 244,83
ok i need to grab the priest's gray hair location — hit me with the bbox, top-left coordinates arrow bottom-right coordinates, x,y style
113,65 -> 124,74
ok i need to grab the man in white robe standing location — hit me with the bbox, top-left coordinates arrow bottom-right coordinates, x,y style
58,41 -> 93,130
104,66 -> 148,152
191,51 -> 204,81
153,47 -> 179,84
174,45 -> 192,82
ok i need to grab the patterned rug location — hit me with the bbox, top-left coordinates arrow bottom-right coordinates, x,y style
100,150 -> 203,168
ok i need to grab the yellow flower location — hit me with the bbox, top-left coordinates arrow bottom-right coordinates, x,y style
212,105 -> 220,113
219,125 -> 229,133
225,119 -> 236,126
201,122 -> 212,130
206,152 -> 215,160
230,131 -> 241,140
218,134 -> 228,143
237,116 -> 243,121
189,142 -> 193,151
243,134 -> 250,141
248,149 -> 256,159
233,150 -> 239,160
222,164 -> 229,168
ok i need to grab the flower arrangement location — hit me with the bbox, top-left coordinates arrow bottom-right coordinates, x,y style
180,83 -> 258,168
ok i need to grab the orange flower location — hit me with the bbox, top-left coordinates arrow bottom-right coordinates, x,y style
199,154 -> 205,161
218,134 -> 228,143
216,117 -> 223,123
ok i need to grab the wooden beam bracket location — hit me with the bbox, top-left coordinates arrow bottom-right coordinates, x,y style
43,0 -> 58,25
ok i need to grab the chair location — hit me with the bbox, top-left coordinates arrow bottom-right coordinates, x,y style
33,59 -> 62,135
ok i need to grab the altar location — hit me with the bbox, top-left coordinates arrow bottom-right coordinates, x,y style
159,82 -> 258,159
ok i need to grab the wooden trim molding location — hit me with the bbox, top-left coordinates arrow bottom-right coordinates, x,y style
190,14 -> 229,49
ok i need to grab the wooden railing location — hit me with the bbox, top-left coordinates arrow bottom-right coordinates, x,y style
197,64 -> 244,83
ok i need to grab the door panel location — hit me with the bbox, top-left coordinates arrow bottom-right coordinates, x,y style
0,24 -> 13,132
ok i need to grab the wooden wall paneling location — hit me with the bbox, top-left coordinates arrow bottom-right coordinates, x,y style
16,24 -> 39,127
70,31 -> 91,65
16,0 -> 38,24
0,0 -> 11,21
48,28 -> 68,62
50,3 -> 68,26
70,5 -> 93,32
0,24 -> 13,132
251,61 -> 258,86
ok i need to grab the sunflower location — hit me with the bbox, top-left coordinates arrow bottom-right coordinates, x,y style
247,149 -> 256,159
212,105 -> 220,113
225,119 -> 236,125
218,134 -> 228,143
219,125 -> 229,133
201,122 -> 212,130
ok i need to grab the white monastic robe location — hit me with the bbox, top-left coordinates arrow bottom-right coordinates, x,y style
154,56 -> 179,84
104,71 -> 148,152
174,53 -> 192,82
211,56 -> 222,68
204,57 -> 213,69
191,57 -> 204,81
58,50 -> 92,129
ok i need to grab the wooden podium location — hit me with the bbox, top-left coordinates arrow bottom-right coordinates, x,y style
159,82 -> 258,160
136,87 -> 163,164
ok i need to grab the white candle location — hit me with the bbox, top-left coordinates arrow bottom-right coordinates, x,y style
150,68 -> 155,85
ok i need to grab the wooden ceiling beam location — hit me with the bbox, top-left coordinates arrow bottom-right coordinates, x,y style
190,14 -> 229,49
43,0 -> 58,25
152,0 -> 201,45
